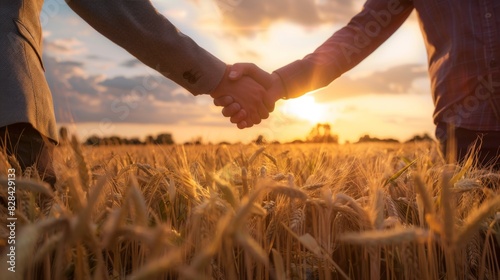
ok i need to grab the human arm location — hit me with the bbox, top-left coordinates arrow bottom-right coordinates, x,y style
275,0 -> 414,99
65,0 -> 223,96
65,0 -> 272,126
228,0 -> 414,101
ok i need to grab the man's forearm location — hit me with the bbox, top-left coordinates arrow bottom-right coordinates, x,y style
275,0 -> 414,99
65,0 -> 226,95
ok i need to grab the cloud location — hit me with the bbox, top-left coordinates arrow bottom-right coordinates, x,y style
164,8 -> 188,20
43,53 -> 207,125
100,76 -> 146,91
236,49 -> 261,60
100,75 -> 195,103
67,75 -> 105,96
42,30 -> 52,38
206,0 -> 358,35
314,63 -> 428,102
86,54 -> 110,61
44,38 -> 86,56
120,58 -> 142,68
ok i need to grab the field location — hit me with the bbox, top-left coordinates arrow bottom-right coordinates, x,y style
0,141 -> 499,279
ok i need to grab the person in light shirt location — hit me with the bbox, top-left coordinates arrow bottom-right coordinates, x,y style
0,0 -> 271,187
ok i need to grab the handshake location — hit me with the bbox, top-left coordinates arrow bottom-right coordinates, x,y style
209,63 -> 287,129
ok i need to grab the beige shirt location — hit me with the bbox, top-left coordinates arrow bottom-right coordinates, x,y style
0,0 -> 226,142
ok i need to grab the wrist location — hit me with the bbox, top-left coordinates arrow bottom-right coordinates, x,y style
271,72 -> 287,100
209,65 -> 231,97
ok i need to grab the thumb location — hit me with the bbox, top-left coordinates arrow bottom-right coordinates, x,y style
228,64 -> 244,80
228,63 -> 273,88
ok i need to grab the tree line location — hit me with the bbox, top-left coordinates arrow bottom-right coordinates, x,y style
58,123 -> 434,146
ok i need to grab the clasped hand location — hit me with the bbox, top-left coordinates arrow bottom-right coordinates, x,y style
210,63 -> 285,129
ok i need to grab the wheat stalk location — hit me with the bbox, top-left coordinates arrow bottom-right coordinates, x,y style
13,140 -> 499,279
340,227 -> 429,246
400,243 -> 420,280
289,206 -> 305,233
71,135 -> 91,192
0,178 -> 53,196
248,147 -> 266,166
454,195 -> 500,246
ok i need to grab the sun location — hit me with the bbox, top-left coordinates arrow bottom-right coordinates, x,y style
281,95 -> 328,123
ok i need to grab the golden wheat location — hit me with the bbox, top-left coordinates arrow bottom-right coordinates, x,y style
0,142 -> 498,279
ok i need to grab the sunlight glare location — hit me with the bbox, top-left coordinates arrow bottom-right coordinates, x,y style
281,95 -> 328,123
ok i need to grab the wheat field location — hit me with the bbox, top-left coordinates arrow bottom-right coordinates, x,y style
0,140 -> 499,279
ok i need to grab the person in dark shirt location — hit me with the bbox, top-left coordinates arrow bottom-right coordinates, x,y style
221,0 -> 500,168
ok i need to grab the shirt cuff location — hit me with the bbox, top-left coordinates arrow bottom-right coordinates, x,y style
274,60 -> 317,99
183,56 -> 227,96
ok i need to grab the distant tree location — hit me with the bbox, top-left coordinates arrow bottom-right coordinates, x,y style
290,139 -> 305,144
85,135 -> 101,146
184,136 -> 202,146
307,123 -> 338,143
254,135 -> 266,145
356,134 -> 399,144
145,135 -> 155,145
84,132 -> 175,146
129,138 -> 143,145
193,136 -> 203,145
109,136 -> 122,145
156,133 -> 174,145
357,134 -> 375,143
405,133 -> 434,143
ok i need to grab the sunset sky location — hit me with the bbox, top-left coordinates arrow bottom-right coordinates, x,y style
42,0 -> 435,144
